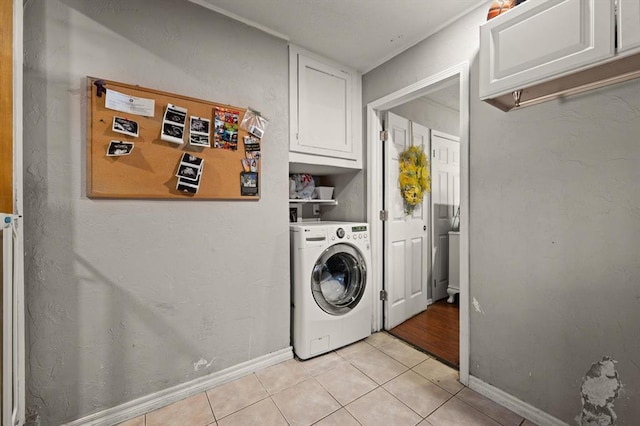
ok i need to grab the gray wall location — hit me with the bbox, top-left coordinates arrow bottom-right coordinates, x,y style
364,3 -> 639,424
318,170 -> 367,222
23,0 -> 289,424
389,97 -> 460,137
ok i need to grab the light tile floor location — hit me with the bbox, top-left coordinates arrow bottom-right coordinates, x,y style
119,332 -> 535,426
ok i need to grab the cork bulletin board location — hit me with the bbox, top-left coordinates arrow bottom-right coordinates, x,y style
86,77 -> 260,200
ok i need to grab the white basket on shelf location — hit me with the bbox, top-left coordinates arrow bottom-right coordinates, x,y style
314,186 -> 334,200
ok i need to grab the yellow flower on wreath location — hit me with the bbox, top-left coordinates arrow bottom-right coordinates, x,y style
398,145 -> 430,215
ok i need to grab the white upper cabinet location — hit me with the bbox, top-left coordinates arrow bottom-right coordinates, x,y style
298,55 -> 351,156
479,0 -> 615,99
618,0 -> 640,53
289,45 -> 362,171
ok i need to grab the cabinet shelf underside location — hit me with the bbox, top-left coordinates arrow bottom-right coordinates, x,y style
485,51 -> 640,112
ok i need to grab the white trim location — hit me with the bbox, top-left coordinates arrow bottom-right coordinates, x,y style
2,221 -> 14,426
367,104 -> 383,332
468,376 -> 568,426
13,0 -> 23,218
186,0 -> 290,41
13,1 -> 25,425
64,347 -> 293,426
366,62 -> 470,385
458,64 -> 470,385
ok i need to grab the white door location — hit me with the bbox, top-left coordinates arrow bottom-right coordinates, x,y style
384,112 -> 429,329
431,131 -> 460,302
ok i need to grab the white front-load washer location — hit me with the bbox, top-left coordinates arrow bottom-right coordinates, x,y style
290,222 -> 372,359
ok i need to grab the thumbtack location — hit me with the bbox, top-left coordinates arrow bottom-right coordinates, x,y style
94,79 -> 107,97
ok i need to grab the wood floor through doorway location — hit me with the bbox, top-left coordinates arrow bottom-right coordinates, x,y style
388,299 -> 460,367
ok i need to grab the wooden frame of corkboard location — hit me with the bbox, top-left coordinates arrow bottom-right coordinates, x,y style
87,77 -> 259,200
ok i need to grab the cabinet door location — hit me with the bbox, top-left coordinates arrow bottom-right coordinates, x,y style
479,0 -> 614,99
294,54 -> 354,159
618,0 -> 640,53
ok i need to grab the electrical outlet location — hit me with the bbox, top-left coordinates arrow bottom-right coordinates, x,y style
313,204 -> 320,215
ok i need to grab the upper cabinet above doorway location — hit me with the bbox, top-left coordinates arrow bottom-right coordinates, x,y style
289,45 -> 362,175
479,0 -> 640,111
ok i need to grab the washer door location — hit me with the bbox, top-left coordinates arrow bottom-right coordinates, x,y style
311,243 -> 367,316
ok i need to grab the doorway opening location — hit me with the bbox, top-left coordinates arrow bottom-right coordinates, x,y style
366,63 -> 470,384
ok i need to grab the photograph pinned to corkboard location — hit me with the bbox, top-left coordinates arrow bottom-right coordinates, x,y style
86,77 -> 260,200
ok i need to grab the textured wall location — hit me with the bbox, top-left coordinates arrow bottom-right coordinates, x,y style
23,0 -> 289,423
319,170 -> 367,223
470,75 -> 640,424
389,96 -> 460,137
364,2 -> 640,424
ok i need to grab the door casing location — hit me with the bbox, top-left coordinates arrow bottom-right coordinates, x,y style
1,1 -> 24,424
366,63 -> 470,385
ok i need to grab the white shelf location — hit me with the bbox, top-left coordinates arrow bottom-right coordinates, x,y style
289,199 -> 338,206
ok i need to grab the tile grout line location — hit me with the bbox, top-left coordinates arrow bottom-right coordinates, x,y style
268,395 -> 292,426
450,393 -> 514,426
203,389 -> 216,424
422,391 -> 456,421
315,349 -> 402,423
122,333 -> 526,426
313,347 -> 451,421
205,373 -> 273,423
409,357 -> 467,396
376,384 -> 426,421
381,368 -> 460,422
302,361 -> 366,426
340,349 -> 427,423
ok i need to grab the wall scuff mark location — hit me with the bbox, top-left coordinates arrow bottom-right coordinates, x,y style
577,357 -> 622,425
472,297 -> 484,315
193,358 -> 213,371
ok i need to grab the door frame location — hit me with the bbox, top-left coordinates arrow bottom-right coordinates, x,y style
366,62 -> 470,384
2,1 -> 25,424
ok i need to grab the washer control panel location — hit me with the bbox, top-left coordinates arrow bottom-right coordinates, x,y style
333,225 -> 368,241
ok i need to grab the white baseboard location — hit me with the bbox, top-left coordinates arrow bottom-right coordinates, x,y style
468,376 -> 568,426
64,347 -> 293,426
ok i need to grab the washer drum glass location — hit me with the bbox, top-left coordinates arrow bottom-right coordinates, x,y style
311,243 -> 367,315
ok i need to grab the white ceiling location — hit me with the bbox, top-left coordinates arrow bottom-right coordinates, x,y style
188,0 -> 486,73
